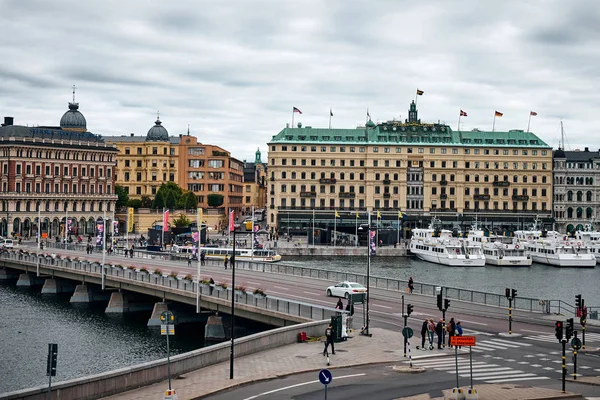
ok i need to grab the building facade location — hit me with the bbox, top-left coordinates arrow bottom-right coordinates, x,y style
267,101 -> 553,241
552,147 -> 600,233
106,124 -> 244,215
0,101 -> 118,239
242,148 -> 267,213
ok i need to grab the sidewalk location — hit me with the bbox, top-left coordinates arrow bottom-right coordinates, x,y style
99,328 -> 587,400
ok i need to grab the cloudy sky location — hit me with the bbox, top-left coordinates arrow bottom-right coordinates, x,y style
1,0 -> 599,160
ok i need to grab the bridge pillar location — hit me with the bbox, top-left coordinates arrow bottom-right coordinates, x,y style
70,284 -> 93,303
41,278 -> 75,294
105,291 -> 130,314
0,267 -> 19,280
205,314 -> 226,343
16,273 -> 43,287
147,302 -> 169,326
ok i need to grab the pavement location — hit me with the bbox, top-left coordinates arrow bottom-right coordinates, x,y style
99,327 -> 593,400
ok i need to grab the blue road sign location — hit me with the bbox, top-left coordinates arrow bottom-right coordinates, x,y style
318,369 -> 333,385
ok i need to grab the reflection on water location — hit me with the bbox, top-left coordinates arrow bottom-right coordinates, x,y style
283,255 -> 600,306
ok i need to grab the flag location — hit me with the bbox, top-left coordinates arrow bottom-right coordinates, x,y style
356,212 -> 359,219
127,207 -> 134,233
416,89 -> 424,96
293,107 -> 302,114
163,209 -> 169,232
530,111 -> 538,116
398,211 -> 404,219
377,211 -> 381,219
460,110 -> 467,117
229,210 -> 235,232
335,211 -> 340,218
495,111 -> 503,117
330,108 -> 333,117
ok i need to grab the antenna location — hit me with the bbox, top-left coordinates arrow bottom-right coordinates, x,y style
187,124 -> 190,135
560,120 -> 565,150
157,110 -> 160,120
72,84 -> 77,102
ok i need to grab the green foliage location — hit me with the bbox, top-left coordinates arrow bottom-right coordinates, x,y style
127,199 -> 142,209
180,191 -> 198,209
165,190 -> 177,208
207,193 -> 224,207
140,195 -> 153,208
173,214 -> 191,227
115,185 -> 129,208
152,191 -> 165,209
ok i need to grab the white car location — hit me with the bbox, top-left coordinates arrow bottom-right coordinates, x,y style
326,281 -> 367,299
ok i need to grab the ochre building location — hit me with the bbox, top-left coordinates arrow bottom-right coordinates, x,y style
267,101 -> 553,240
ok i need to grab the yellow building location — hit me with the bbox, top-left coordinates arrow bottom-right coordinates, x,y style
267,101 -> 553,242
242,148 -> 267,213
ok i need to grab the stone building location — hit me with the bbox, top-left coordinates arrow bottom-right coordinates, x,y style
242,147 -> 267,213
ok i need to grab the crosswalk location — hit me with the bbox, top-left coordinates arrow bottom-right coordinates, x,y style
523,332 -> 600,344
406,357 -> 550,384
469,337 -> 532,353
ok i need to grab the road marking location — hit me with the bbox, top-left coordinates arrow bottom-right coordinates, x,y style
484,376 -> 550,383
241,373 -> 366,400
303,291 -> 320,296
458,319 -> 488,326
372,304 -> 393,309
273,286 -> 288,290
521,329 -> 549,334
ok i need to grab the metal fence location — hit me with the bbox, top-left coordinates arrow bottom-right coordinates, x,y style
0,250 -> 343,322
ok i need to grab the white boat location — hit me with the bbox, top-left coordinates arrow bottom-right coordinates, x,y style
481,236 -> 532,267
410,217 -> 485,267
574,222 -> 600,263
171,245 -> 282,263
519,231 -> 595,268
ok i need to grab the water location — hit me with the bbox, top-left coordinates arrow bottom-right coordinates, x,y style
283,256 -> 600,306
0,283 -> 266,394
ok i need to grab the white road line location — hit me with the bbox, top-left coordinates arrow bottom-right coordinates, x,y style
457,319 -> 488,326
462,370 -> 526,378
372,304 -> 393,309
241,373 -> 366,400
303,291 -> 320,296
488,338 -> 532,346
521,329 -> 550,334
485,376 -> 550,383
273,286 -> 288,290
477,342 -> 510,350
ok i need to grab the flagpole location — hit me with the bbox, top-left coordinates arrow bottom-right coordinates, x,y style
415,90 -> 418,107
333,209 -> 336,248
251,205 -> 254,260
355,212 -> 358,248
291,107 -> 295,128
162,207 -> 165,250
329,109 -> 332,129
37,207 -> 40,277
527,113 -> 532,132
457,114 -> 461,131
492,114 -> 496,132
376,213 -> 379,247
397,213 -> 400,245
196,207 -> 201,313
312,209 -> 315,248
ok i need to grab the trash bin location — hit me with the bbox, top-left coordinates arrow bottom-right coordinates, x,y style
330,315 -> 343,342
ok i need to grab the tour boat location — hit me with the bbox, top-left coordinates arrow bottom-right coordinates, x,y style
464,220 -> 531,266
574,222 -> 600,263
409,217 -> 485,267
171,245 -> 282,263
520,231 -> 595,268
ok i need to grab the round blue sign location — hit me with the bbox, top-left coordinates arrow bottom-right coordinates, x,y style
318,369 -> 333,385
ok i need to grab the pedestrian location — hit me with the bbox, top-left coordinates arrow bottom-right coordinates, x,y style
447,317 -> 456,348
427,318 -> 435,348
187,254 -> 192,267
209,277 -> 215,295
408,277 -> 414,294
345,300 -> 354,317
435,318 -> 444,349
456,321 -> 463,349
420,319 -> 428,350
129,247 -> 134,258
224,255 -> 228,269
200,251 -> 205,266
335,298 -> 344,310
323,323 -> 335,355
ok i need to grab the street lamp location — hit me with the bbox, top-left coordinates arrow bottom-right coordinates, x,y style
357,212 -> 374,337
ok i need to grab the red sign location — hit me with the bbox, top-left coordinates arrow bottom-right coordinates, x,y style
450,336 -> 476,347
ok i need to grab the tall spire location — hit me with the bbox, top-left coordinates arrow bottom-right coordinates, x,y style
72,84 -> 77,103
187,123 -> 190,136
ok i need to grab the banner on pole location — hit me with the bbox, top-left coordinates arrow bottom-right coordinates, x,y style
163,209 -> 169,232
127,207 -> 134,233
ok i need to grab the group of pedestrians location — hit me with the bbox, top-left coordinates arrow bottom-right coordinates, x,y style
421,317 -> 463,350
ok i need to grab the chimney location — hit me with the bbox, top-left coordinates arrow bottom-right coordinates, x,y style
130,133 -> 134,137
2,116 -> 14,126
585,147 -> 589,152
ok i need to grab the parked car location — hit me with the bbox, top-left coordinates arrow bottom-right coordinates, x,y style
326,281 -> 367,299
1,239 -> 14,248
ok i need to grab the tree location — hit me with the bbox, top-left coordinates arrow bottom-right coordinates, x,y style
154,182 -> 184,209
115,185 -> 129,208
127,199 -> 142,209
180,191 -> 198,209
140,195 -> 153,208
165,190 -> 177,209
152,191 -> 166,209
207,193 -> 224,208
173,214 -> 191,227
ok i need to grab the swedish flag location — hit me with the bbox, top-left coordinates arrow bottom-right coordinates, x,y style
377,211 -> 381,219
356,212 -> 360,219
335,211 -> 340,218
398,211 -> 404,219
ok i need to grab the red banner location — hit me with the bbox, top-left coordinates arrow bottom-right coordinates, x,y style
229,210 -> 235,232
163,209 -> 169,232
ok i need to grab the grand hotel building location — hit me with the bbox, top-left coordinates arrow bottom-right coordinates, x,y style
267,102 -> 553,241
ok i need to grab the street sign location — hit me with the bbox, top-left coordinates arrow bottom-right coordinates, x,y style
161,324 -> 175,336
571,337 -> 582,350
450,335 -> 476,347
402,327 -> 414,339
318,369 -> 332,385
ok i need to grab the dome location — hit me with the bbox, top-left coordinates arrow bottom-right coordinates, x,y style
366,119 -> 376,128
146,118 -> 169,141
60,102 -> 87,131
553,148 -> 566,158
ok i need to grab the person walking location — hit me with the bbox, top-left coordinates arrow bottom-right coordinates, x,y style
187,254 -> 192,267
427,318 -> 436,348
408,277 -> 414,294
200,251 -> 205,266
447,317 -> 456,348
335,298 -> 344,310
209,277 -> 215,295
456,321 -> 463,349
323,323 -> 335,355
435,318 -> 444,349
420,319 -> 428,350
224,255 -> 228,270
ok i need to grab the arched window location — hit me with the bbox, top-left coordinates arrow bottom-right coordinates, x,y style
567,191 -> 573,201
577,207 -> 583,218
577,191 -> 583,202
587,191 -> 593,202
587,207 -> 593,219
567,207 -> 573,218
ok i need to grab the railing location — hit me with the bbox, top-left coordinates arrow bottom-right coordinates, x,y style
0,250 -> 343,322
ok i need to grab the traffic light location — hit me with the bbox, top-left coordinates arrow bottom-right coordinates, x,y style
580,316 -> 587,326
566,318 -> 574,340
407,303 -> 414,317
444,298 -> 451,310
437,293 -> 443,311
575,294 -> 582,309
511,288 -> 517,298
555,321 -> 563,341
505,288 -> 510,298
46,343 -> 58,377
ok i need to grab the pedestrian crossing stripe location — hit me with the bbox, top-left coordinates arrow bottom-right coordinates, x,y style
523,332 -> 600,343
470,338 -> 533,353
404,357 -> 549,383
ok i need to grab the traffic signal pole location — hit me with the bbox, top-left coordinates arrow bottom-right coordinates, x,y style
508,297 -> 513,334
561,339 -> 566,393
573,331 -> 578,380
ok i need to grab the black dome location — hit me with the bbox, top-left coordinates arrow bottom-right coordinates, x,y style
553,149 -> 566,158
60,102 -> 87,131
146,118 -> 169,141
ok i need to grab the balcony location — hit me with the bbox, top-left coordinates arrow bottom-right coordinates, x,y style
512,195 -> 530,201
383,193 -> 391,198
440,194 -> 448,199
440,180 -> 448,186
493,181 -> 510,187
300,191 -> 317,198
383,179 -> 391,185
339,192 -> 356,198
270,191 -> 275,195
474,194 -> 490,201
319,178 -> 336,184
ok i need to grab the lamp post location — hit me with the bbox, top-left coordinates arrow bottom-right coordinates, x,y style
357,212 -> 373,337
230,228 -> 238,380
